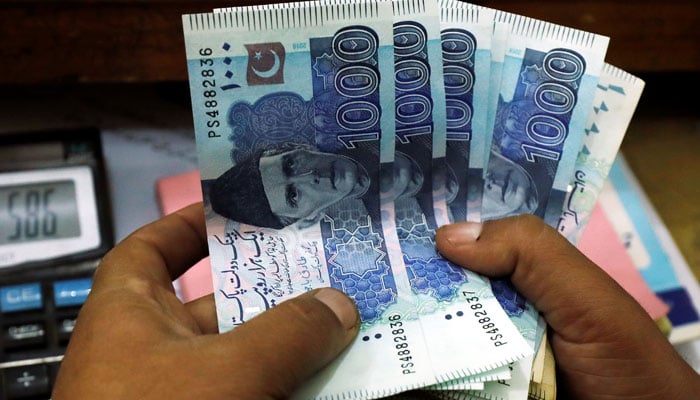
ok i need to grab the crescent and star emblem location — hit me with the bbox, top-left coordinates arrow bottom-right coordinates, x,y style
252,50 -> 281,79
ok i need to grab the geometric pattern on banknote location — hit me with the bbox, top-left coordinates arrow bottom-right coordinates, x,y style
395,198 -> 467,301
226,92 -> 316,161
490,278 -> 526,317
595,81 -> 625,96
321,213 -> 396,324
326,199 -> 376,234
492,48 -> 586,216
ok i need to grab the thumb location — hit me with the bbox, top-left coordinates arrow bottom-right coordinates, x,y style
201,288 -> 359,399
434,214 -> 655,343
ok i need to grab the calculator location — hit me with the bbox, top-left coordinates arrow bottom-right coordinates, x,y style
0,128 -> 113,399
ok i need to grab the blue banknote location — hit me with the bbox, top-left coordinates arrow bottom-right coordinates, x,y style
184,2 -> 441,397
481,16 -> 510,221
487,55 -> 588,220
387,0 -> 531,381
184,1 -> 530,397
472,12 -> 609,399
439,0 -> 494,224
483,12 -> 608,223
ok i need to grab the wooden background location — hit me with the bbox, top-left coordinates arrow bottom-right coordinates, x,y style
0,0 -> 698,84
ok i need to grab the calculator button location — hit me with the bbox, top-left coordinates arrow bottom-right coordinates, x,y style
2,323 -> 46,350
53,278 -> 92,308
3,364 -> 50,399
56,317 -> 77,343
0,283 -> 42,313
47,362 -> 62,388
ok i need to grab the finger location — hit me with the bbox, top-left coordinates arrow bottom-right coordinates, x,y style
195,288 -> 359,398
184,294 -> 218,334
92,202 -> 208,291
435,214 -> 654,341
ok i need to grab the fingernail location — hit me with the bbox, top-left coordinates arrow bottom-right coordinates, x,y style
441,222 -> 482,246
314,288 -> 358,330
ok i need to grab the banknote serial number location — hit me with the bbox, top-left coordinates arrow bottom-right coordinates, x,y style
197,48 -> 222,138
388,314 -> 416,375
462,291 -> 508,347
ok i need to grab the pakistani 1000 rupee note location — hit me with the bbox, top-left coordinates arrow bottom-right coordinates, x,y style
387,0 -> 529,386
424,1 -> 516,390
183,1 -> 530,398
184,3 -> 436,398
554,63 -> 645,244
483,11 -> 609,223
475,11 -> 608,400
216,0 -> 531,388
437,0 -> 494,224
430,316 -> 546,399
480,12 -> 510,223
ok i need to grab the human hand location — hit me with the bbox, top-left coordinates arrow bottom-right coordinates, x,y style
435,215 -> 700,400
52,203 -> 359,400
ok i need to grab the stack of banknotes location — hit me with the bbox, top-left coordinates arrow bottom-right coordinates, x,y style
181,1 -> 645,399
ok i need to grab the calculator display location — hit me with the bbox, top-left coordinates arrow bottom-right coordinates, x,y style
0,166 -> 101,269
0,180 -> 81,245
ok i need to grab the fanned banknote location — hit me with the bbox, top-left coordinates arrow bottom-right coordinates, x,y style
483,11 -> 609,222
473,11 -> 609,400
382,0 -> 531,385
425,6 -> 521,391
480,12 -> 510,223
181,1 -> 649,399
185,3 -> 438,398
184,1 -> 530,398
226,0 -> 532,388
424,1 -> 516,391
429,318 -> 546,399
438,0 -> 494,224
382,0 -> 520,386
554,63 -> 645,244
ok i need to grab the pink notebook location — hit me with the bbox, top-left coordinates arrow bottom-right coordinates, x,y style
155,170 -> 213,302
578,203 -> 669,320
